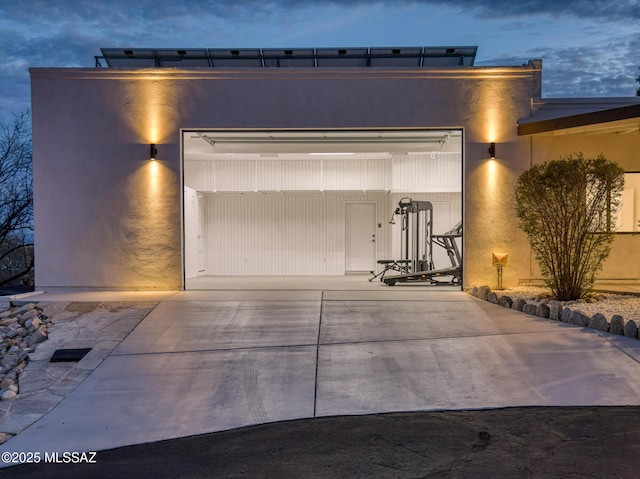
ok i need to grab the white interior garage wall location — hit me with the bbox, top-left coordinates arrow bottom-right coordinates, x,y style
204,193 -> 383,275
200,192 -> 461,276
185,152 -> 461,193
185,150 -> 462,277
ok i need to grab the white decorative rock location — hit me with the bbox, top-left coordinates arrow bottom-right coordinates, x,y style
0,389 -> 16,400
27,325 -> 48,347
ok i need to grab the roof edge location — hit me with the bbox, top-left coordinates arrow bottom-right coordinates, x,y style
518,103 -> 640,136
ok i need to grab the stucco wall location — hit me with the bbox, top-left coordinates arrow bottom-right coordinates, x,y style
30,64 -> 541,290
528,133 -> 640,281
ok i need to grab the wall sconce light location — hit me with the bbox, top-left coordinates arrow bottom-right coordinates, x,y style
150,143 -> 158,160
488,142 -> 496,159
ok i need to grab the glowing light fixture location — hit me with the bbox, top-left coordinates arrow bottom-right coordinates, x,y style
488,142 -> 496,159
308,152 -> 354,156
150,143 -> 158,160
492,252 -> 508,290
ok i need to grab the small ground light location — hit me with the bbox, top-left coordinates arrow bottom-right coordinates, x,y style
492,252 -> 508,290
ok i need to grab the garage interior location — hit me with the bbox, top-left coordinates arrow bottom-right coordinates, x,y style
183,130 -> 462,288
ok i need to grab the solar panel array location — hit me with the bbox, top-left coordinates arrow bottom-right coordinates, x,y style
97,46 -> 477,68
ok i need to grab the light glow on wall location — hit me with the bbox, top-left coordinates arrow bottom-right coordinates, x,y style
114,154 -> 180,290
472,80 -> 511,144
485,158 -> 497,196
147,160 -> 161,212
120,73 -> 180,145
475,156 -> 515,288
105,73 -> 183,288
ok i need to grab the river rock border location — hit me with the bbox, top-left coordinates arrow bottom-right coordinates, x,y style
0,303 -> 52,401
469,285 -> 640,339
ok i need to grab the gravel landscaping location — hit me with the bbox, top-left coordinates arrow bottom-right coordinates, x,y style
0,303 -> 52,401
470,285 -> 640,336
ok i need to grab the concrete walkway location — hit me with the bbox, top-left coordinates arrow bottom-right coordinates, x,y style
3,286 -> 640,461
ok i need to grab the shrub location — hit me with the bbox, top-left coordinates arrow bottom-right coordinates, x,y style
515,153 -> 624,300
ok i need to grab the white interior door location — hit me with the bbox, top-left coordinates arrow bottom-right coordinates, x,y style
345,203 -> 376,272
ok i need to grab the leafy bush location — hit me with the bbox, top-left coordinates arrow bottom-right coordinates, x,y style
515,153 -> 625,300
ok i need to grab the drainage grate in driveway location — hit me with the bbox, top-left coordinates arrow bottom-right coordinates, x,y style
50,348 -> 92,362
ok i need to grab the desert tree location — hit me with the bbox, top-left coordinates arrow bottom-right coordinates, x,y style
515,153 -> 625,300
0,111 -> 33,287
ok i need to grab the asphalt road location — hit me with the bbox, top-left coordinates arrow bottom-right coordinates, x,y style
3,406 -> 640,478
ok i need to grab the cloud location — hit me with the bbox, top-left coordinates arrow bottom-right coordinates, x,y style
479,34 -> 640,97
1,0 -> 639,118
410,0 -> 640,22
5,0 -> 640,24
546,36 -> 639,96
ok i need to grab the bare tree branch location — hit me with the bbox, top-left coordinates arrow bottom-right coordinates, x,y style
0,110 -> 33,288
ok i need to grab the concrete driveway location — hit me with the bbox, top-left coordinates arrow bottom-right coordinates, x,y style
3,286 -> 640,457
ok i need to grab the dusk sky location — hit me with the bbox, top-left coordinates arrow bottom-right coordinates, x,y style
1,0 -> 640,119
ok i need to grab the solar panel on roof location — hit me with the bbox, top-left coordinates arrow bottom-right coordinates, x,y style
422,47 -> 477,66
100,49 -> 157,67
97,46 -> 478,69
316,48 -> 369,67
208,49 -> 263,67
155,49 -> 210,67
369,48 -> 423,67
262,49 -> 315,67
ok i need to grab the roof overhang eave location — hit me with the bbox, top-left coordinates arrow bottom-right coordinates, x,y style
518,103 -> 640,136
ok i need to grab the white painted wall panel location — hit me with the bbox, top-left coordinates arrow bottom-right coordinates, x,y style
184,187 -> 199,279
199,190 -> 461,276
216,160 -> 255,191
186,153 -> 459,193
367,159 -> 391,191
324,159 -> 362,190
256,160 -> 283,191
184,161 -> 207,191
392,153 -> 461,192
204,193 -> 394,275
188,153 -> 462,276
283,160 -> 322,190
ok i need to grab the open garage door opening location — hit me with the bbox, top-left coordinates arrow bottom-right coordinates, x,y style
182,129 -> 462,289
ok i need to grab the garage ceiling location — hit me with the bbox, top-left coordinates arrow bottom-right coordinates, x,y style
184,130 -> 462,160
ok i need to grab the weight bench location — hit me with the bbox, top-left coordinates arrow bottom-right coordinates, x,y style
369,259 -> 411,282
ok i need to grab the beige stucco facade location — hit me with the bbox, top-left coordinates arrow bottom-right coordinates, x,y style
29,59 -> 636,291
520,100 -> 640,282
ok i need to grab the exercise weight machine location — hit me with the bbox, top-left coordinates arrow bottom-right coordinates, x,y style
380,197 -> 462,286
